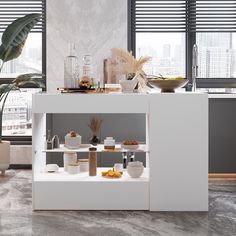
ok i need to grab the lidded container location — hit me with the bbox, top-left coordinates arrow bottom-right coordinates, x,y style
64,42 -> 79,88
67,164 -> 80,175
104,137 -> 115,150
78,159 -> 89,172
63,152 -> 77,172
64,131 -> 81,149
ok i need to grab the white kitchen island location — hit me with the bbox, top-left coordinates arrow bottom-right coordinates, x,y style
32,92 -> 208,211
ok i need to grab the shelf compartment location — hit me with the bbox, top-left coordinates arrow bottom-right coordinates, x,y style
33,168 -> 149,210
34,167 -> 149,182
41,144 -> 149,153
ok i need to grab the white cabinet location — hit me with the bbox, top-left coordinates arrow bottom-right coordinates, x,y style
32,92 -> 208,211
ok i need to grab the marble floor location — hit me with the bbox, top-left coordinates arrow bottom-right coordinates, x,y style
0,170 -> 235,236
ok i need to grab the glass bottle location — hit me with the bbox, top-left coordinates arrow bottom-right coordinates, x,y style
122,152 -> 127,169
82,55 -> 93,78
129,152 -> 135,162
64,43 -> 79,88
46,130 -> 53,150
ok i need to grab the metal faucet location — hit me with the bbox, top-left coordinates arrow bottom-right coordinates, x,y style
192,44 -> 198,92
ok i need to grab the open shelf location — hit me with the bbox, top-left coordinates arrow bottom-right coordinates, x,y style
34,167 -> 149,182
42,144 -> 149,153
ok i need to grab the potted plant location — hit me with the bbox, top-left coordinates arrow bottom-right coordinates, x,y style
88,117 -> 103,146
0,14 -> 45,175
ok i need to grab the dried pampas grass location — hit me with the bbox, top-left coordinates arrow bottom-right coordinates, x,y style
88,117 -> 102,136
111,48 -> 151,76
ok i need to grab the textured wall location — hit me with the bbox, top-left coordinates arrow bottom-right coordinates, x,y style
46,0 -> 127,92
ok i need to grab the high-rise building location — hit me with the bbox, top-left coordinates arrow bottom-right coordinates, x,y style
197,33 -> 235,78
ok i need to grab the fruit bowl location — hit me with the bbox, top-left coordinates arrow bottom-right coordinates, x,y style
122,140 -> 139,150
121,144 -> 139,150
148,77 -> 189,93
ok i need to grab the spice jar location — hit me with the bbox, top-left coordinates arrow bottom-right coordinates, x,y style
89,147 -> 97,176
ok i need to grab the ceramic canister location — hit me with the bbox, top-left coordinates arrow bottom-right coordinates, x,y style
63,152 -> 77,172
104,137 -> 115,150
78,159 -> 89,172
67,164 -> 80,174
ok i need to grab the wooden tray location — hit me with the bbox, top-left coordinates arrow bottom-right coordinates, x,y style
102,175 -> 122,179
57,87 -> 96,93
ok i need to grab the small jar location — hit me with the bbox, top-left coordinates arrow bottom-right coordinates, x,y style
104,137 -> 115,150
78,159 -> 89,172
63,152 -> 77,172
114,163 -> 123,174
67,164 -> 80,175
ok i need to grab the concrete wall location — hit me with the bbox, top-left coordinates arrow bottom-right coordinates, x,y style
46,0 -> 127,92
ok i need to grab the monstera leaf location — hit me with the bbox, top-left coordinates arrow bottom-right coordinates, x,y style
0,84 -> 17,97
0,13 -> 41,62
13,73 -> 45,88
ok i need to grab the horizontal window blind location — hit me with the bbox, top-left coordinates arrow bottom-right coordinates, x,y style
0,0 -> 44,33
134,0 -> 186,32
133,0 -> 236,33
188,0 -> 236,32
135,0 -> 187,32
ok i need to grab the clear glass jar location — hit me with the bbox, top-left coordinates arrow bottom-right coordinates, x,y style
64,43 -> 79,88
82,55 -> 93,78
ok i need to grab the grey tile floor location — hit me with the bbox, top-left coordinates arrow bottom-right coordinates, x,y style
0,170 -> 235,236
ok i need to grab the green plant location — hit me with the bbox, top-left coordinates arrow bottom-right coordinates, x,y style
0,14 -> 45,142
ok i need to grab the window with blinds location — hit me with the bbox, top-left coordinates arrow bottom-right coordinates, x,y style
130,0 -> 236,86
133,0 -> 236,33
0,1 -> 45,138
188,0 -> 236,32
0,0 -> 44,33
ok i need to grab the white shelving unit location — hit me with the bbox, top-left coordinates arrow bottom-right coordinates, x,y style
42,144 -> 149,153
32,92 -> 208,211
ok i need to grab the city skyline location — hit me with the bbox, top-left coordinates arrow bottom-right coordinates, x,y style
136,32 -> 236,78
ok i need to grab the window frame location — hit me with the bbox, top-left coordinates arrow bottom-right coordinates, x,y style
128,0 -> 236,89
0,0 -> 46,144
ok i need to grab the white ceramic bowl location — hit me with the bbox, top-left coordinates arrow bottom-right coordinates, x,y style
45,164 -> 59,173
127,165 -> 144,178
119,79 -> 137,93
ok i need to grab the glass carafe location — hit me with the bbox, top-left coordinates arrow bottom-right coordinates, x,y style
64,43 -> 79,88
